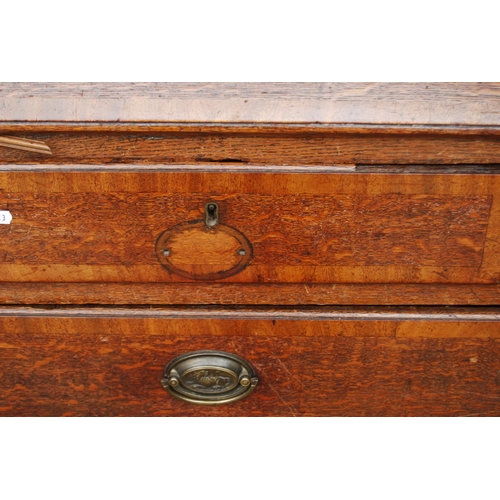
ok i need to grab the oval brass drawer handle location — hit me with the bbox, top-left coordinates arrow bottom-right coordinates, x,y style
161,350 -> 259,405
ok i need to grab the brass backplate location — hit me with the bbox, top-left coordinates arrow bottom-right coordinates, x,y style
161,350 -> 259,405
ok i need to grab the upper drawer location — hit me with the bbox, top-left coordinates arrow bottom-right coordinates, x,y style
1,166 -> 500,305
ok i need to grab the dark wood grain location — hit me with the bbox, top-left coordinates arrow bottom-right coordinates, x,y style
2,83 -> 500,127
296,336 -> 500,416
0,191 -> 490,272
2,132 -> 500,165
1,307 -> 499,416
0,170 -> 499,290
0,333 -> 299,416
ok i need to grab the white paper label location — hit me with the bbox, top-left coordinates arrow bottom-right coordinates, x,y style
0,211 -> 12,224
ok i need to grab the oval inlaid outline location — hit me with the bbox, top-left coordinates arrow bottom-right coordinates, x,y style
155,221 -> 253,281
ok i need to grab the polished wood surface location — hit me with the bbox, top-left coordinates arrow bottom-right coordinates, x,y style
1,307 -> 499,416
0,169 -> 499,303
2,282 -> 500,305
2,83 -> 500,416
2,83 -> 500,127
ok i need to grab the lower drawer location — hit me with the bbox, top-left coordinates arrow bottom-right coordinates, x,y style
1,306 -> 500,416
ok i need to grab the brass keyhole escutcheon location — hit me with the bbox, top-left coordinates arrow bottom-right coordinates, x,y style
204,202 -> 219,227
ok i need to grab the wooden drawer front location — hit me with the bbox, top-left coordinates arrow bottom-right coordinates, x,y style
1,168 -> 500,305
2,132 -> 500,166
1,307 -> 500,416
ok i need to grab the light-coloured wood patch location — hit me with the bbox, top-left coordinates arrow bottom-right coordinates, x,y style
155,222 -> 252,280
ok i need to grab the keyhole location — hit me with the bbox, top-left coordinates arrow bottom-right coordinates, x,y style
205,202 -> 219,227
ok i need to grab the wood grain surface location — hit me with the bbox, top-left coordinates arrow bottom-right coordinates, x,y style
1,282 -> 500,305
2,132 -> 500,165
2,305 -> 500,337
4,82 -> 499,99
0,170 -> 499,293
0,191 -> 490,271
155,221 -> 253,280
1,306 -> 499,416
2,83 -> 500,127
3,83 -> 500,418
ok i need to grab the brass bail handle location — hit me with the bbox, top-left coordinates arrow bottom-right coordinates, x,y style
161,350 -> 259,405
205,202 -> 219,227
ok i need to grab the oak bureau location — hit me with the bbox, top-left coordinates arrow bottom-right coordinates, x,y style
1,83 -> 500,416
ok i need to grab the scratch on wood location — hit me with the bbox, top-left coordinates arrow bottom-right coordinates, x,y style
268,382 -> 298,416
